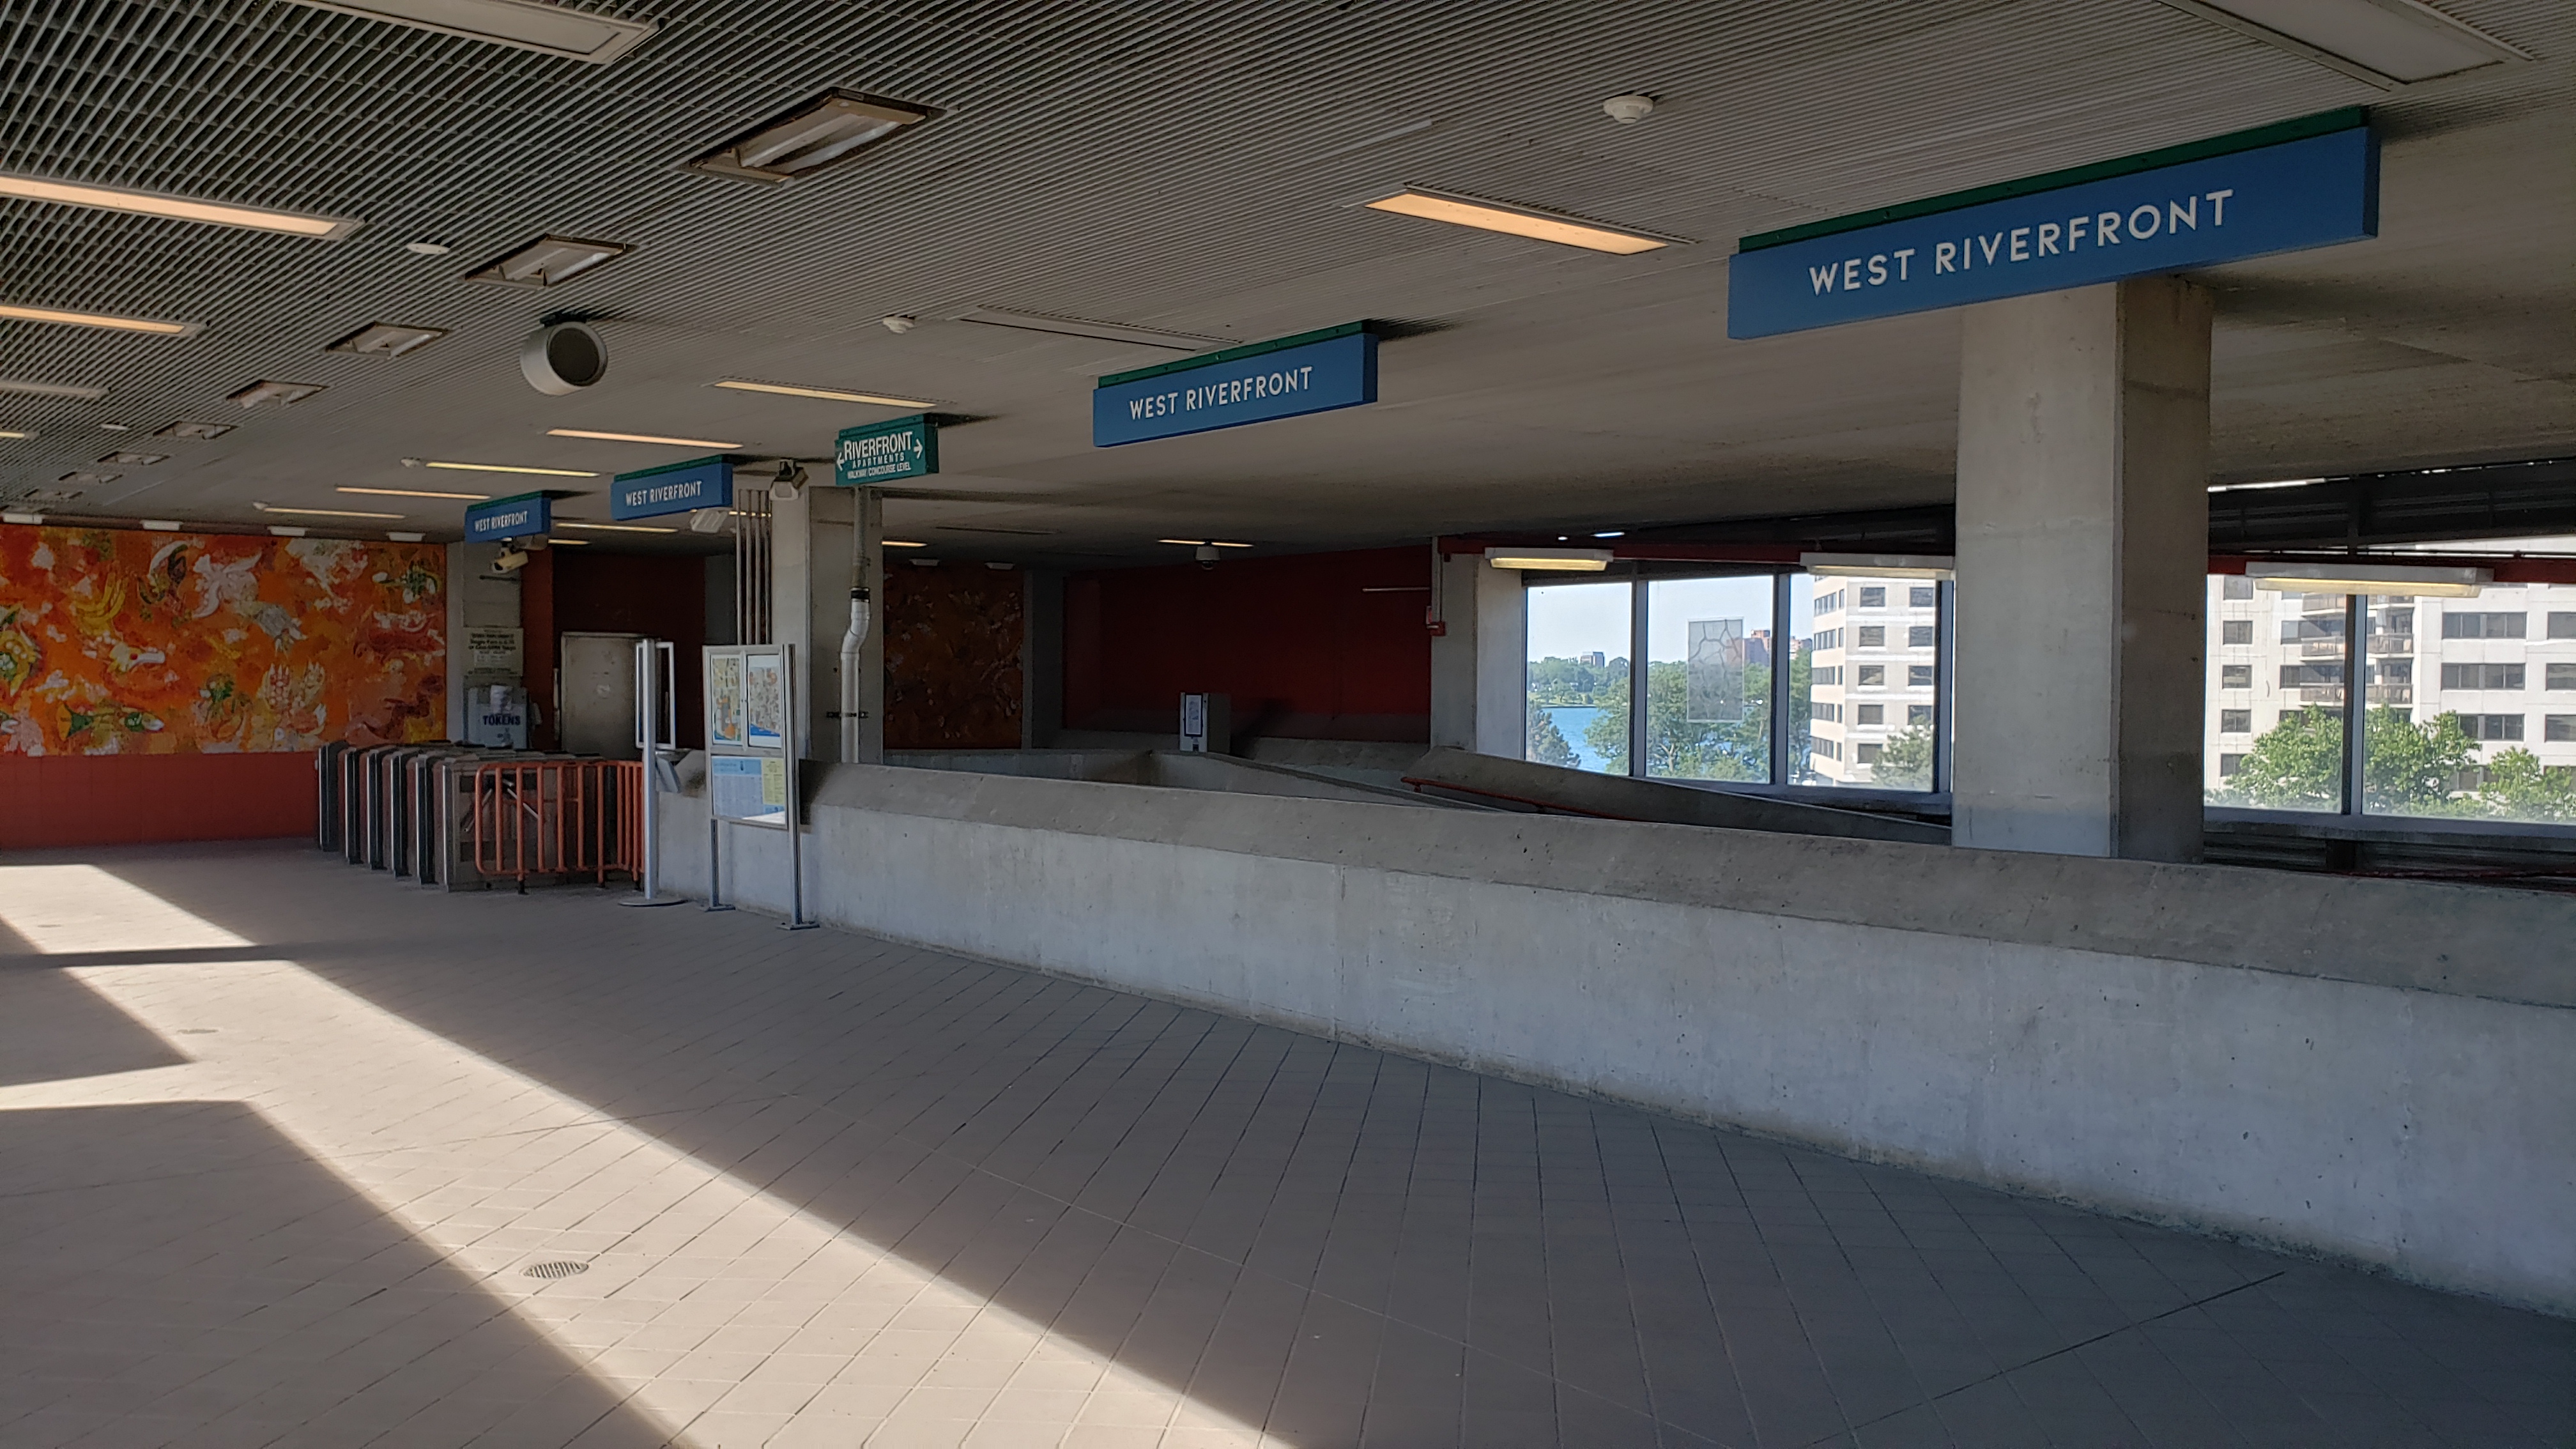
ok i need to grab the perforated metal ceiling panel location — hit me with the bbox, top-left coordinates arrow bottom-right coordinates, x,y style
0,0 -> 2566,558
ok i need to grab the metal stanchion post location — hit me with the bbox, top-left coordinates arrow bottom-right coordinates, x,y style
783,641 -> 817,930
624,638 -> 684,908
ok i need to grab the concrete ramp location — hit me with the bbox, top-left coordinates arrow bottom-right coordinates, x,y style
1402,745 -> 1948,844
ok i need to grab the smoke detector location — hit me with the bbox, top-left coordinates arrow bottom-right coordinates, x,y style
1602,93 -> 1655,124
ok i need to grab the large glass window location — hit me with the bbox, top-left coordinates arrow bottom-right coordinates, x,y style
1789,572 -> 1942,789
1642,576 -> 1774,783
1524,580 -> 1630,774
2203,578 -> 2345,813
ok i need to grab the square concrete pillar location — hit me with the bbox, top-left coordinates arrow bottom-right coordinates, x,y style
1952,276 -> 2211,861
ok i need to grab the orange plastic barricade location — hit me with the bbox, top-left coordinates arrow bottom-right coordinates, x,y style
467,760 -> 646,889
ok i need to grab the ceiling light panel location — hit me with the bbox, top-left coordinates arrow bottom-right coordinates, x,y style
339,486 -> 489,500
468,235 -> 628,287
1361,188 -> 1676,254
712,379 -> 933,408
326,322 -> 448,357
0,430 -> 31,440
2164,0 -> 2523,83
229,380 -> 327,408
0,302 -> 201,335
285,0 -> 656,63
58,470 -> 119,487
0,378 -> 107,401
101,451 -> 167,466
547,427 -> 742,447
554,520 -> 677,533
0,171 -> 358,238
157,420 -> 234,440
954,308 -> 1217,351
256,503 -> 406,518
418,459 -> 595,476
687,91 -> 931,183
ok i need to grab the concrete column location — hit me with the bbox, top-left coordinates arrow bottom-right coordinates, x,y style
1428,548 -> 1481,749
769,480 -> 855,762
1472,556 -> 1526,758
1951,276 -> 2211,861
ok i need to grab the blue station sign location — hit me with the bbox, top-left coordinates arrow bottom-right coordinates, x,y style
834,415 -> 936,486
1727,112 -> 2379,339
464,491 -> 550,542
611,455 -> 732,520
1093,323 -> 1377,447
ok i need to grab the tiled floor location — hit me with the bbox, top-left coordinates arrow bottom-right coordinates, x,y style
0,843 -> 2566,1449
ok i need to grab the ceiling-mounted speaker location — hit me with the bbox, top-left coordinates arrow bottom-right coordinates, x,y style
521,321 -> 606,394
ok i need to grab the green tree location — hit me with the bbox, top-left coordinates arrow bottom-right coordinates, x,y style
2220,707 -> 2485,814
2220,706 -> 2348,809
2469,747 -> 2576,822
1579,657 -> 1781,781
1869,724 -> 1936,790
1525,698 -> 1577,769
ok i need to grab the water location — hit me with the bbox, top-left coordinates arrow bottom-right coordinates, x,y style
1541,705 -> 1616,772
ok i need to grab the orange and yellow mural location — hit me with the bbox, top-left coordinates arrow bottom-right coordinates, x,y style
0,525 -> 445,756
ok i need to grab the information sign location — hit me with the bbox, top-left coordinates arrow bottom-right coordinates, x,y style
464,491 -> 550,541
612,455 -> 732,520
1727,114 -> 2377,339
1093,324 -> 1376,447
834,416 -> 936,486
709,755 -> 786,825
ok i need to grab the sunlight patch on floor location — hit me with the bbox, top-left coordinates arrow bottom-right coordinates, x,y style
0,864 -> 1283,1448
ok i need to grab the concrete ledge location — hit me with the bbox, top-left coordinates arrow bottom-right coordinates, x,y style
666,761 -> 2576,1313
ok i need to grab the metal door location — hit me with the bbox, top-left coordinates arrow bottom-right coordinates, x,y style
558,631 -> 645,758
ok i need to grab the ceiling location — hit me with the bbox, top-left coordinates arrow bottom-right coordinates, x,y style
0,0 -> 2568,566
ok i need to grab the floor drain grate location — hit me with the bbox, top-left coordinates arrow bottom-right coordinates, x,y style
523,1261 -> 589,1280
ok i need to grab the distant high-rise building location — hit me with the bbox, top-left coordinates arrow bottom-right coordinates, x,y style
1806,578 -> 1939,785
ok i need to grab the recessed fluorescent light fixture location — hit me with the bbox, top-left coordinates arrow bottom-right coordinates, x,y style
325,321 -> 448,358
58,470 -> 120,487
1801,552 -> 1955,580
686,91 -> 931,184
267,525 -> 309,537
2246,561 -> 2490,597
141,519 -> 181,531
545,536 -> 592,544
156,420 -> 234,440
0,378 -> 107,401
547,427 -> 743,448
467,234 -> 627,288
3,511 -> 45,525
101,451 -> 167,466
0,170 -> 360,239
0,302 -> 201,337
1361,187 -> 1677,255
411,459 -> 597,477
1487,547 -> 1614,572
339,486 -> 489,500
554,520 -> 676,533
882,539 -> 928,548
285,0 -> 656,64
954,307 -> 1217,351
711,379 -> 934,408
229,379 -> 327,408
1157,538 -> 1207,546
2159,0 -> 2524,86
387,530 -> 425,542
255,503 -> 407,519
0,430 -> 31,440
2209,477 -> 2326,493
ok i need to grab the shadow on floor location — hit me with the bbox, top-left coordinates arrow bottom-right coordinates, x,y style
43,841 -> 2576,1448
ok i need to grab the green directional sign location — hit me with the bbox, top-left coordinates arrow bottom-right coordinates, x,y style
834,415 -> 936,486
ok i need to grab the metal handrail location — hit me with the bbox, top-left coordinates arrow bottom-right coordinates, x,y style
466,760 -> 645,889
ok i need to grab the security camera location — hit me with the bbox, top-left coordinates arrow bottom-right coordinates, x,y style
1195,544 -> 1219,569
769,462 -> 804,502
1602,93 -> 1655,124
492,548 -> 530,574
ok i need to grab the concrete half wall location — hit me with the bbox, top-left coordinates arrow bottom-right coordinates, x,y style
658,761 -> 2576,1315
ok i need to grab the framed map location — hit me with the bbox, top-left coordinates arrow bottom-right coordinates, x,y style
705,652 -> 745,747
744,651 -> 783,749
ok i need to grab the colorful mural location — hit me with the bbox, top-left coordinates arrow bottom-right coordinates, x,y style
0,526 -> 445,756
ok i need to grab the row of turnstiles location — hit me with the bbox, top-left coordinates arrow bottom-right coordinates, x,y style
317,741 -> 642,891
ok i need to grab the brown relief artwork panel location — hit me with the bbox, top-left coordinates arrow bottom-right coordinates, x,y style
884,565 -> 1023,749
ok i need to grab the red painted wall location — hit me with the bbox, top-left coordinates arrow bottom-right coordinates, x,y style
0,753 -> 318,849
549,550 -> 709,749
1063,546 -> 1430,742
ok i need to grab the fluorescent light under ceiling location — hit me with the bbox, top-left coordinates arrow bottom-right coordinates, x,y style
256,503 -> 407,519
340,486 -> 489,500
229,380 -> 327,408
413,459 -> 596,477
157,420 -> 233,440
0,377 -> 106,401
326,321 -> 448,357
1362,188 -> 1676,254
882,539 -> 928,548
547,427 -> 742,448
712,379 -> 933,408
2163,0 -> 2524,84
0,302 -> 201,336
687,91 -> 931,183
0,430 -> 31,440
554,520 -> 676,533
1801,552 -> 1956,580
1487,547 -> 1614,572
0,171 -> 359,238
954,307 -> 1216,351
468,235 -> 627,288
2246,561 -> 2490,596
101,451 -> 166,466
286,0 -> 656,64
